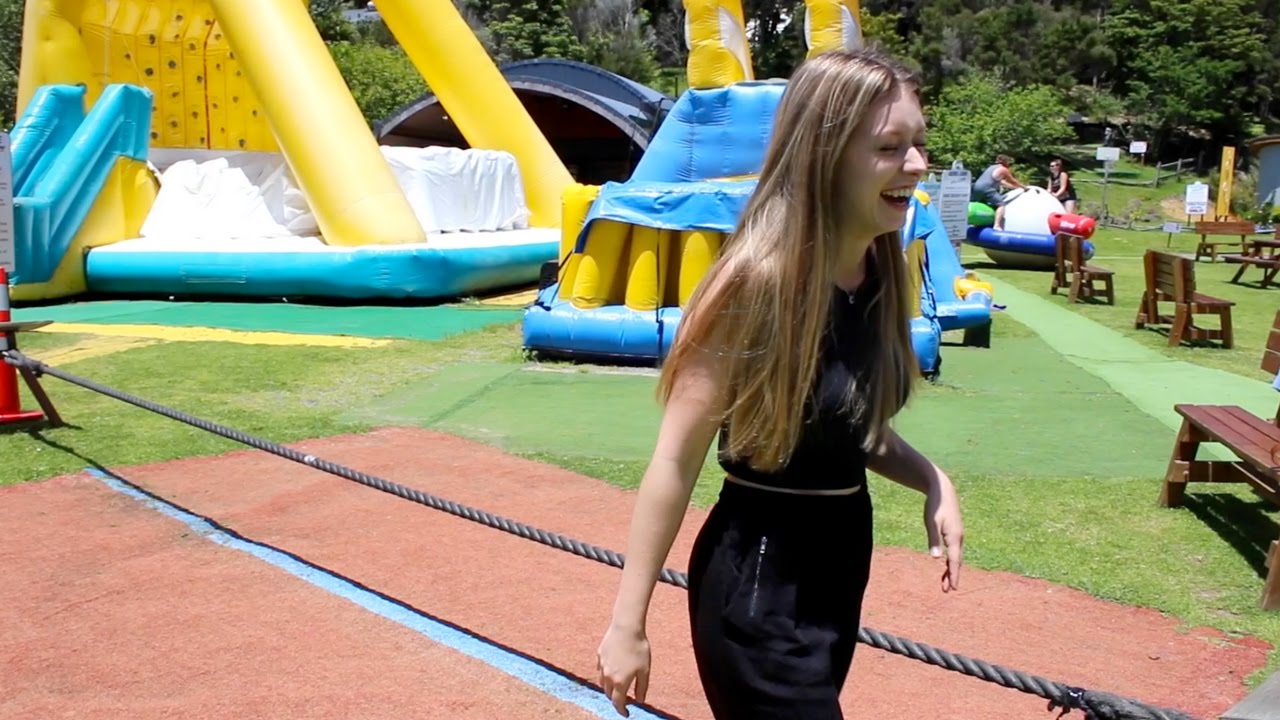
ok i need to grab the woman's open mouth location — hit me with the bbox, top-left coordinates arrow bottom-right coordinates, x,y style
880,187 -> 914,209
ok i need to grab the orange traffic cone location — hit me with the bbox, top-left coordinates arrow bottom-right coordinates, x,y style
0,267 -> 44,426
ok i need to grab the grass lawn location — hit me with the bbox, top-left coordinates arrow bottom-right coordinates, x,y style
4,306 -> 1277,689
964,226 -> 1277,382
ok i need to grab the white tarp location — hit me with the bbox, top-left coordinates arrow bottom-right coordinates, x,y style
381,145 -> 530,233
140,153 -> 319,240
139,145 -> 532,242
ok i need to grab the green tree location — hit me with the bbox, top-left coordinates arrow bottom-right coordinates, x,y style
328,42 -> 428,126
463,0 -> 586,64
0,0 -> 22,128
569,0 -> 661,84
1105,0 -> 1269,146
926,71 -> 1076,170
308,0 -> 359,43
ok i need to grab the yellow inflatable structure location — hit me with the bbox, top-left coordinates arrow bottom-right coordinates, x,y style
524,0 -> 991,373
13,0 -> 573,301
550,0 -> 866,318
523,0 -> 970,368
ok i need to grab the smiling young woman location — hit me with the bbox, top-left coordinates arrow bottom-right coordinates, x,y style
595,47 -> 965,720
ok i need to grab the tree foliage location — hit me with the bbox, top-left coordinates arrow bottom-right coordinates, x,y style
926,72 -> 1076,169
328,42 -> 427,126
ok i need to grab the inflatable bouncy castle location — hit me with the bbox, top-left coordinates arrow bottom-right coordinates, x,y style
521,0 -> 994,377
9,0 -> 571,302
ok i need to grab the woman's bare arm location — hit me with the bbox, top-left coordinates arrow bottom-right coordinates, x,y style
608,348 -> 727,634
866,426 -> 946,493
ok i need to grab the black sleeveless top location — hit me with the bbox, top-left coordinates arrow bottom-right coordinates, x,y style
716,273 -> 885,492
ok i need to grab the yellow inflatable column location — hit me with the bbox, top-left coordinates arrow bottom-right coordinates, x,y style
804,0 -> 864,56
625,227 -> 662,310
205,0 -> 424,246
571,221 -> 630,309
905,238 -> 925,320
677,230 -> 723,307
557,183 -> 600,300
683,0 -> 753,89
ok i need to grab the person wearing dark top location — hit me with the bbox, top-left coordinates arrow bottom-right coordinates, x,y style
596,47 -> 965,720
1047,157 -> 1078,213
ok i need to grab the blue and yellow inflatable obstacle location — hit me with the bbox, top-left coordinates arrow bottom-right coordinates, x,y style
519,82 -> 982,376
521,81 -> 781,362
521,0 -> 991,377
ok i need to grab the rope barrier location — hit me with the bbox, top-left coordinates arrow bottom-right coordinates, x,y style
4,349 -> 1203,720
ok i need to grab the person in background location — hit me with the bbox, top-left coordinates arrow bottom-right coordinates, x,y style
971,154 -> 1025,230
1047,158 -> 1077,214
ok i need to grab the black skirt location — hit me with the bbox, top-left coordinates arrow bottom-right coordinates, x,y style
686,479 -> 875,719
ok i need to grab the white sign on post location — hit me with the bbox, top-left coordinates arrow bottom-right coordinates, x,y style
1185,182 -> 1209,216
1129,141 -> 1148,155
1095,146 -> 1121,162
939,160 -> 972,259
0,132 -> 13,274
919,173 -> 941,204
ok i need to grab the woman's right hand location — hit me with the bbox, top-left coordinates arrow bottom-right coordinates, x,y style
597,623 -> 651,717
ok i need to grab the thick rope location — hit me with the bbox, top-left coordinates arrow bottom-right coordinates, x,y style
5,349 -> 1201,720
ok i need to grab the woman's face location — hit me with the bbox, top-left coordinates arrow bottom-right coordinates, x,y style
838,84 -> 929,243
1050,161 -> 1062,175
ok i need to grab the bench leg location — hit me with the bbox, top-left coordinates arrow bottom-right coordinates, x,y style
1169,304 -> 1190,346
1135,291 -> 1150,328
1230,261 -> 1250,284
1218,307 -> 1234,349
1262,263 -> 1280,288
1161,418 -> 1200,507
1265,539 -> 1280,611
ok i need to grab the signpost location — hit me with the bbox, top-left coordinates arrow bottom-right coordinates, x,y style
939,160 -> 971,260
1216,145 -> 1235,220
1185,181 -> 1209,218
1129,140 -> 1147,165
918,161 -> 971,262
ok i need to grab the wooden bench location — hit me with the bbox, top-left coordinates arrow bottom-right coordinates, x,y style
1223,227 -> 1280,288
1050,232 -> 1114,304
1195,220 -> 1259,262
1133,249 -> 1234,348
1162,404 -> 1280,610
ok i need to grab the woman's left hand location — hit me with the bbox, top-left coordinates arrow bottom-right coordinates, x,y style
924,474 -> 964,592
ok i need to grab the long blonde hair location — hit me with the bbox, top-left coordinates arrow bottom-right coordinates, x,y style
657,47 -> 921,472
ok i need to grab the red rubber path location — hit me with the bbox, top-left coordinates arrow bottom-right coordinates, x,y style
1,427 -> 1270,719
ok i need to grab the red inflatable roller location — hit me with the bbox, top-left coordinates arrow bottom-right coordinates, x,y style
1048,213 -> 1097,239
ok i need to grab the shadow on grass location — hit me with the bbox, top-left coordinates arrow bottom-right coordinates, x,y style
18,428 -> 113,478
1183,491 -> 1280,580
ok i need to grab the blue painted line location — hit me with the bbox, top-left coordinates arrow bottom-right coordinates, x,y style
85,467 -> 673,720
